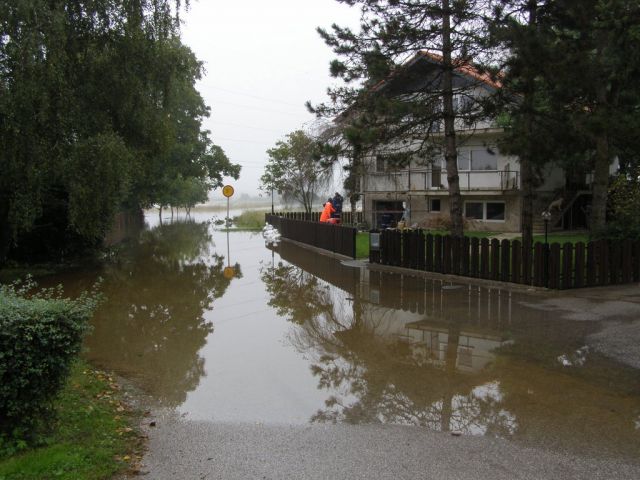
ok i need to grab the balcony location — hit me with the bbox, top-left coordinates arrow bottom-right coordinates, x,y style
364,169 -> 520,193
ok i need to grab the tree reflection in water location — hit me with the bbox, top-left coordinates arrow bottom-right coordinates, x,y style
86,220 -> 241,407
261,244 -> 640,461
260,260 -> 517,437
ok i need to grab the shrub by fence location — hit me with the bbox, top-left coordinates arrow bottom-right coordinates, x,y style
266,214 -> 357,259
371,230 -> 640,289
0,281 -> 99,450
272,211 -> 364,225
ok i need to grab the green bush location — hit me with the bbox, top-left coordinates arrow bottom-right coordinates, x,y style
0,279 -> 100,453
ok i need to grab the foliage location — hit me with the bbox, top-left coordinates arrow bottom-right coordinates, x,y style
0,1 -> 240,265
85,220 -> 241,407
312,0 -> 498,236
489,0 -> 640,234
0,279 -> 100,452
0,362 -> 140,479
260,130 -> 332,214
600,170 -> 640,240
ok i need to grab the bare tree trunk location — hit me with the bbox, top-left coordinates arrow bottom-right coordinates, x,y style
441,0 -> 464,238
591,132 -> 610,233
520,1 -> 538,249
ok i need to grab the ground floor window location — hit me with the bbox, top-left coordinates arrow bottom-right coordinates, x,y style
373,200 -> 404,228
464,201 -> 505,221
429,198 -> 441,212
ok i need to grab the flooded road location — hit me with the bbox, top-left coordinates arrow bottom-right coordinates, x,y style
50,213 -> 639,464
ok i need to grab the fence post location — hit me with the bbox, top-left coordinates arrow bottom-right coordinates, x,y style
443,236 -> 452,274
480,238 -> 490,279
586,241 -> 596,286
451,236 -> 461,275
598,239 -> 609,285
621,239 -> 632,283
402,230 -> 412,268
549,243 -> 561,289
574,242 -> 585,288
633,240 -> 640,282
511,239 -> 522,284
470,237 -> 479,277
610,240 -> 622,284
491,238 -> 500,281
417,230 -> 426,270
461,237 -> 470,276
561,242 -> 573,289
522,241 -> 532,285
434,235 -> 443,273
533,242 -> 544,287
426,234 -> 434,271
500,239 -> 510,283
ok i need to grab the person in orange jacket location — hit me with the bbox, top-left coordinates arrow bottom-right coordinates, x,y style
319,198 -> 335,222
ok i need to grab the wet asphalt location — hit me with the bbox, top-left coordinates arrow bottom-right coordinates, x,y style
139,417 -> 640,480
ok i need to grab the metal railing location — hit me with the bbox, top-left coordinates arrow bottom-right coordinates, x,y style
365,169 -> 520,192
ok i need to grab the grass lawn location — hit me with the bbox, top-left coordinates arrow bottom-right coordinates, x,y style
355,229 -> 500,259
0,361 -> 141,480
532,233 -> 591,245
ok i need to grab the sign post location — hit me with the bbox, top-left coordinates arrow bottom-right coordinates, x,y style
222,185 -> 235,278
222,185 -> 234,228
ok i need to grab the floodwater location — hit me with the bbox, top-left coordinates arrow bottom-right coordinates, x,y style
47,212 -> 639,463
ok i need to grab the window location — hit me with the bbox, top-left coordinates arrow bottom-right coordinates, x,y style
430,198 -> 441,212
465,202 -> 483,219
457,149 -> 498,171
486,202 -> 505,220
470,149 -> 497,171
457,151 -> 470,171
464,201 -> 506,221
375,156 -> 385,173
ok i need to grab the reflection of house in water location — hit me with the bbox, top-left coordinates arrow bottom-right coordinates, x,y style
274,240 -> 512,374
359,269 -> 512,374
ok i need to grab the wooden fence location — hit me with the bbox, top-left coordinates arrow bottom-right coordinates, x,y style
266,214 -> 357,259
272,210 -> 364,225
371,230 -> 640,289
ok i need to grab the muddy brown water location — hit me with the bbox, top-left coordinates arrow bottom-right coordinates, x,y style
40,213 -> 640,463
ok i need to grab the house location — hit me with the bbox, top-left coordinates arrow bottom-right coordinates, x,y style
351,52 -> 593,233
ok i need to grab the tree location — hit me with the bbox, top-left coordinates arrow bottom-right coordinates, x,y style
488,0 -> 640,235
485,0 -> 554,248
0,0 -> 240,265
313,0 -> 495,237
260,130 -> 332,214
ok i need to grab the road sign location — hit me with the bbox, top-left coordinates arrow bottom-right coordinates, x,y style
222,185 -> 234,198
223,266 -> 235,279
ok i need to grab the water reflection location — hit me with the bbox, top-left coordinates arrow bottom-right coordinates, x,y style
265,241 -> 640,460
86,220 -> 241,406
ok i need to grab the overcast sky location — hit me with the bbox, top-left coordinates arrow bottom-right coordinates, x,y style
180,0 -> 361,198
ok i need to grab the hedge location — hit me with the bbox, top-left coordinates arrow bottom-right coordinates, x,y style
0,279 -> 99,452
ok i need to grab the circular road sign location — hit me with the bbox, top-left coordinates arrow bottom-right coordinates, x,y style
222,185 -> 234,198
223,266 -> 235,279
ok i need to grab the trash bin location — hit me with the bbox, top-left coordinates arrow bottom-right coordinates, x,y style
369,230 -> 381,264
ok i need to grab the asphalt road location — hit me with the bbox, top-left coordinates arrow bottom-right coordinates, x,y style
138,418 -> 640,480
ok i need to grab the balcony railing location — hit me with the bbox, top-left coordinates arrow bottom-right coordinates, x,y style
365,169 -> 520,193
